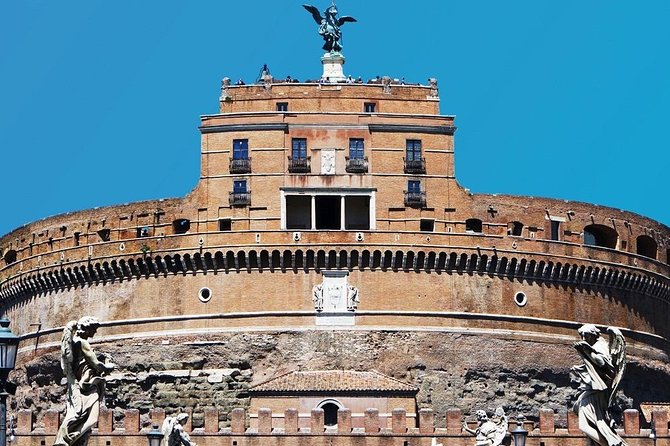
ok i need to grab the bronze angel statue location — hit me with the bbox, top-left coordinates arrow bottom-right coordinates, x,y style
571,324 -> 627,446
303,3 -> 357,53
54,317 -> 115,446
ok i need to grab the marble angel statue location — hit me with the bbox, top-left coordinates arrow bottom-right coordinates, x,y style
571,324 -> 627,446
54,317 -> 115,446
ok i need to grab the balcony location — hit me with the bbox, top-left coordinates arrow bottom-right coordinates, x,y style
229,191 -> 251,207
404,191 -> 426,208
403,157 -> 426,174
229,157 -> 251,174
288,156 -> 311,173
345,156 -> 369,173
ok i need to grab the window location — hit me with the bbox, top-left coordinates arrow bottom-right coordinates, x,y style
317,399 -> 343,427
550,220 -> 561,241
219,218 -> 232,231
137,226 -> 150,238
97,229 -> 111,242
292,138 -> 307,159
420,219 -> 435,232
408,180 -> 421,194
3,249 -> 17,265
286,196 -> 312,229
233,180 -> 247,193
406,140 -> 422,161
636,235 -> 657,259
508,221 -> 524,236
345,196 -> 370,230
583,224 -> 618,249
233,139 -> 248,160
172,219 -> 191,234
276,102 -> 288,112
364,102 -> 376,113
465,218 -> 483,233
322,402 -> 339,426
349,138 -> 364,159
284,192 -> 373,230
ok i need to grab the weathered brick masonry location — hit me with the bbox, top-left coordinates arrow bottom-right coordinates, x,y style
1,77 -> 669,442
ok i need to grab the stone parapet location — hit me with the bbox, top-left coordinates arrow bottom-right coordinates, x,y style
11,407 -> 667,446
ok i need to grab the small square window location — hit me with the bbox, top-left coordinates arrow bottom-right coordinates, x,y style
137,227 -> 150,238
420,219 -> 434,232
219,218 -> 232,231
364,102 -> 376,113
97,228 -> 111,242
465,218 -> 483,233
408,180 -> 421,194
277,102 -> 288,112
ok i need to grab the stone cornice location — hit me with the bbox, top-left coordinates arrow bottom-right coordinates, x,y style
1,247 -> 668,305
199,123 -> 289,134
368,124 -> 456,135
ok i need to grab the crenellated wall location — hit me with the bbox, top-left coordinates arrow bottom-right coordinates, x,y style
10,406 -> 670,446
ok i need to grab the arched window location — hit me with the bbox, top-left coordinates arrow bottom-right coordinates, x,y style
583,224 -> 618,249
636,235 -> 657,259
3,249 -> 17,265
507,221 -> 523,236
465,218 -> 483,233
317,400 -> 342,427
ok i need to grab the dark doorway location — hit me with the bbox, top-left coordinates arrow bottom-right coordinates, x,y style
321,402 -> 339,426
316,196 -> 341,229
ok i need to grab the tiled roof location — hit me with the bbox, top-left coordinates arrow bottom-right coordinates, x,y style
249,370 -> 417,394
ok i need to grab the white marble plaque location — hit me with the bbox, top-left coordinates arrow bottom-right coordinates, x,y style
321,149 -> 336,175
313,271 -> 358,326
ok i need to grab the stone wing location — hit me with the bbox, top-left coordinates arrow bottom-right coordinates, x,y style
607,326 -> 626,406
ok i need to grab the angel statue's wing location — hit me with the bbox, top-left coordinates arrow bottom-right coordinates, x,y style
337,16 -> 357,27
60,320 -> 78,386
607,326 -> 626,407
303,5 -> 323,25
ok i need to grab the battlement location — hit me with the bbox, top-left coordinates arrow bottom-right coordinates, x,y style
217,79 -> 441,115
12,407 -> 670,446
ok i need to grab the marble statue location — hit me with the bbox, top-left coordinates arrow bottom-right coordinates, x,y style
54,317 -> 115,446
162,413 -> 197,446
571,324 -> 627,446
463,407 -> 508,446
346,285 -> 359,311
312,283 -> 324,311
303,3 -> 357,53
219,77 -> 231,102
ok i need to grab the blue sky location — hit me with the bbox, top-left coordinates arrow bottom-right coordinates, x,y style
1,1 -> 668,236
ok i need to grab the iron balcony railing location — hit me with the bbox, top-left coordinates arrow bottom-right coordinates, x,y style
229,191 -> 251,207
404,191 -> 426,208
345,156 -> 369,173
229,157 -> 252,174
288,156 -> 311,173
403,157 -> 426,174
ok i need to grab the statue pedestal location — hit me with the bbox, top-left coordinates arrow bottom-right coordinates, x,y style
321,52 -> 346,82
